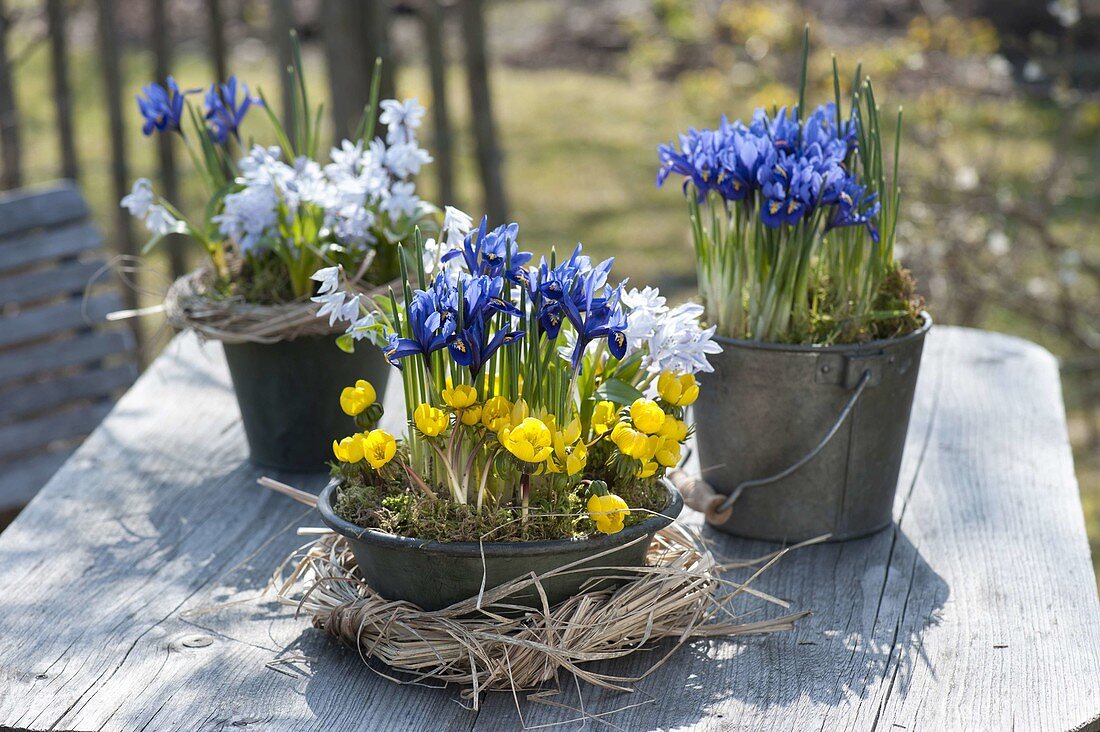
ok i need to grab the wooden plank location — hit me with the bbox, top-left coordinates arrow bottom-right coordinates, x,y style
270,0 -> 295,136
0,329 -> 134,386
45,0 -> 79,181
0,448 -> 74,512
94,0 -> 140,328
0,334 -> 475,732
0,259 -> 106,307
0,221 -> 101,273
470,328 -> 1100,731
0,400 -> 114,461
0,0 -> 22,191
0,364 -> 136,423
0,329 -> 1096,731
0,183 -> 87,238
207,0 -> 229,84
0,292 -> 122,348
460,0 -> 508,224
422,0 -> 454,206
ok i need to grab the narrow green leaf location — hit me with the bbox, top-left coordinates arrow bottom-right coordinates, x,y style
594,378 -> 644,406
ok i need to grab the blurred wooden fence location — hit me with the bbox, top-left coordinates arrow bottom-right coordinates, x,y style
0,0 -> 508,318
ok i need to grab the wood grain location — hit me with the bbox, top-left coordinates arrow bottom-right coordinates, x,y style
0,182 -> 87,238
0,222 -> 101,272
0,259 -> 109,308
0,330 -> 134,386
0,329 -> 1096,731
0,292 -> 122,348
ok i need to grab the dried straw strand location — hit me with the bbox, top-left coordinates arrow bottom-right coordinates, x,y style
271,522 -> 809,709
164,265 -> 396,344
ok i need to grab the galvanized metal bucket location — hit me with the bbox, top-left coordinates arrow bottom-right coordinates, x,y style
692,313 -> 932,542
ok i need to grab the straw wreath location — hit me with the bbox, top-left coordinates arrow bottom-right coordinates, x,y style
270,510 -> 811,708
164,263 -> 394,344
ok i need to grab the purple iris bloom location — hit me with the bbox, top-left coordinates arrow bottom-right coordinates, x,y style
560,273 -> 629,371
205,76 -> 262,144
382,288 -> 455,367
446,275 -> 524,376
825,179 -> 881,242
442,217 -> 532,281
136,76 -> 196,136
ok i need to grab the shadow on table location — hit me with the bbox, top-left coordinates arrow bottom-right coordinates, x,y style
493,525 -> 949,730
273,630 -> 481,728
655,526 -> 948,728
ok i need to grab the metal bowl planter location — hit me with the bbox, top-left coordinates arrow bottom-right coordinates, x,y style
223,337 -> 391,472
692,313 -> 932,543
316,479 -> 684,611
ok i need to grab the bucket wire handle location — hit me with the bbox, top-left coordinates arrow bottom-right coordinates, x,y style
714,368 -> 873,514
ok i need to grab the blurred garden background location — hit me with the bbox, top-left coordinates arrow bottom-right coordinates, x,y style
0,0 -> 1097,580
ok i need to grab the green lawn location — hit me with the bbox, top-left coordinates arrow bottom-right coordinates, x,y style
8,36 -> 1099,585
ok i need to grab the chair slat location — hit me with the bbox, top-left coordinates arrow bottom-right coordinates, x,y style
0,330 -> 135,387
0,292 -> 123,349
0,364 -> 137,423
0,401 -> 114,462
0,182 -> 89,239
0,449 -> 76,513
0,222 -> 103,274
0,259 -> 107,308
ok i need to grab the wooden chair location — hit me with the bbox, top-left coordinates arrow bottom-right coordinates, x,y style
0,181 -> 138,518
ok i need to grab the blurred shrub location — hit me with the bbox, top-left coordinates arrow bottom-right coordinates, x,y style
906,16 -> 1000,57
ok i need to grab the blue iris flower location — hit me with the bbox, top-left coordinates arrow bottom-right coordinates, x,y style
558,266 -> 629,370
205,76 -> 262,144
531,246 -> 614,343
136,76 -> 196,136
656,100 -> 883,237
657,128 -> 724,200
751,107 -> 802,153
442,217 -> 532,283
446,275 -> 525,376
382,288 -> 456,368
825,179 -> 881,242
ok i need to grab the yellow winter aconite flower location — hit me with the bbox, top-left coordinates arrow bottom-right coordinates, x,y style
413,403 -> 448,437
560,417 -> 581,445
591,400 -> 618,434
340,380 -> 377,416
659,417 -> 689,442
611,422 -> 659,461
459,404 -> 482,426
501,417 -> 554,463
332,434 -> 364,463
635,460 -> 659,479
587,493 -> 631,534
441,383 -> 478,409
510,398 -> 531,426
655,436 -> 682,468
629,398 -> 666,435
565,441 -> 587,475
482,396 -> 512,432
362,429 -> 397,469
657,371 -> 699,407
547,431 -> 587,475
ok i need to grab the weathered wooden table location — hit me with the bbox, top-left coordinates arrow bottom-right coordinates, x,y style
1,328 -> 1098,731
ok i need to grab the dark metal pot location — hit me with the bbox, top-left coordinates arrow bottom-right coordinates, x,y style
222,336 -> 391,472
694,313 -> 932,542
316,480 -> 684,611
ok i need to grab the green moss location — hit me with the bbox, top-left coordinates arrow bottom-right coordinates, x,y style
333,469 -> 670,543
803,264 -> 926,345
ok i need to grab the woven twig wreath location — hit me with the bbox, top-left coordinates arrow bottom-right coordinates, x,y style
271,522 -> 809,707
164,265 -> 395,344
